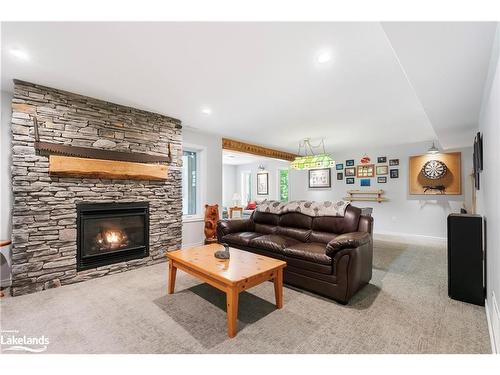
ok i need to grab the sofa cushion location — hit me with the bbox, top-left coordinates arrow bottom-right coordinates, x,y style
276,226 -> 311,242
254,223 -> 277,235
249,234 -> 300,253
222,232 -> 263,247
311,205 -> 361,234
253,211 -> 279,225
283,242 -> 332,265
310,231 -> 338,244
279,212 -> 313,229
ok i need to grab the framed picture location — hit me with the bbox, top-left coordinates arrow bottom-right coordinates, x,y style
477,132 -> 483,171
409,152 -> 461,195
335,163 -> 344,170
346,177 -> 355,184
346,159 -> 355,167
360,155 -> 371,164
257,172 -> 269,195
390,169 -> 399,178
377,177 -> 387,183
337,172 -> 343,180
473,133 -> 482,190
376,165 -> 388,175
474,132 -> 483,170
309,168 -> 331,188
345,167 -> 356,177
377,156 -> 387,163
360,179 -> 371,187
389,159 -> 399,166
357,164 -> 375,177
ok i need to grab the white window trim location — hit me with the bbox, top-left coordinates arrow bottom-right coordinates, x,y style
182,142 -> 207,222
240,169 -> 252,206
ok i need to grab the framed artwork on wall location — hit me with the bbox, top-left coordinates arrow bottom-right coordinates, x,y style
360,179 -> 371,187
473,132 -> 483,190
357,164 -> 375,177
337,172 -> 343,180
389,159 -> 399,166
309,168 -> 331,188
257,172 -> 269,195
346,177 -> 355,184
336,163 -> 344,170
360,155 -> 371,164
390,169 -> 399,178
345,167 -> 356,177
377,156 -> 387,163
377,177 -> 387,183
376,165 -> 388,175
408,152 -> 461,195
346,159 -> 355,167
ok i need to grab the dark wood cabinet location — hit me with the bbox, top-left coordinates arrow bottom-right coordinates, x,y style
447,214 -> 484,306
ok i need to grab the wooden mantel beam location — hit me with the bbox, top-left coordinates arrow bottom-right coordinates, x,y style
222,138 -> 297,162
49,155 -> 168,181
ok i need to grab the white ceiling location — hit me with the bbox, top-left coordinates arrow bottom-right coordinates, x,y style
381,22 -> 497,149
1,22 -> 497,152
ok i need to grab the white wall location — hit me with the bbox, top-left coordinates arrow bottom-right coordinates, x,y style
222,164 -> 237,207
235,159 -> 290,203
0,91 -> 12,287
289,141 -> 472,240
477,25 -> 500,353
181,128 -> 222,248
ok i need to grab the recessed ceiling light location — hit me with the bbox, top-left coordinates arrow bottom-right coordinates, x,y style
9,48 -> 30,61
316,50 -> 332,64
201,107 -> 212,115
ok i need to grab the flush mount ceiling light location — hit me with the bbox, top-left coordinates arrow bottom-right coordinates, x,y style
427,141 -> 440,154
201,107 -> 212,115
316,50 -> 332,64
9,47 -> 29,61
290,138 -> 335,170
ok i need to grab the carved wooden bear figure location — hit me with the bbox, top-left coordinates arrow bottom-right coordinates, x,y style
204,204 -> 220,243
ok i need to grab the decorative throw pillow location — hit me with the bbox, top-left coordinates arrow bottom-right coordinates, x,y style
246,201 -> 257,210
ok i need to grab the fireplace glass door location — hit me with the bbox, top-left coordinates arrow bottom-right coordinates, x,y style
77,202 -> 149,270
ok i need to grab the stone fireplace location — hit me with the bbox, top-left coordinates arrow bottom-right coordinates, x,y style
76,202 -> 149,271
10,80 -> 182,296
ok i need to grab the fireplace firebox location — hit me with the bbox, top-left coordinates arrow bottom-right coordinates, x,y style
77,202 -> 149,271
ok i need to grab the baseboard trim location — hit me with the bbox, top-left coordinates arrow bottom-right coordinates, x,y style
486,293 -> 500,354
373,231 -> 446,246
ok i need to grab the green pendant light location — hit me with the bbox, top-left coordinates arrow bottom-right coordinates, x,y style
290,139 -> 335,170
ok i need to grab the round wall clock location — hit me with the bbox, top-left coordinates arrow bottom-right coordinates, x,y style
422,159 -> 448,179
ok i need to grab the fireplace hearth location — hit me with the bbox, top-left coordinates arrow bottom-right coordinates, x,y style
77,202 -> 150,271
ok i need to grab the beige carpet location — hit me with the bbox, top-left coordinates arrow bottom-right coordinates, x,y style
0,239 -> 491,353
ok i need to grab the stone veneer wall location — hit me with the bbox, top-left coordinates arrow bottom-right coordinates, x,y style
10,80 -> 182,296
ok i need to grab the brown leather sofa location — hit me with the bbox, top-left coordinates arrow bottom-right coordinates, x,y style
217,205 -> 373,304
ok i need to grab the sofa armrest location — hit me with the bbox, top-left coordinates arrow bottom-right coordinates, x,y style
216,219 -> 253,241
326,232 -> 371,257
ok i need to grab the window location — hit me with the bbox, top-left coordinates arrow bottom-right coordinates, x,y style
182,150 -> 198,216
279,169 -> 289,202
241,171 -> 252,205
182,144 -> 206,220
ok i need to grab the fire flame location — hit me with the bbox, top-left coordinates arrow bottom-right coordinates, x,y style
95,229 -> 128,250
105,231 -> 121,244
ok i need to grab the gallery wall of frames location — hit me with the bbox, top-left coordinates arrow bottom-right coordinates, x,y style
290,142 -> 473,238
307,154 -> 400,190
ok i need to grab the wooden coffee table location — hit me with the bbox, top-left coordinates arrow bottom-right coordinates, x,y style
166,243 -> 286,338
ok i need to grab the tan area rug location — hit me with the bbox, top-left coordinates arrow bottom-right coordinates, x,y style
0,240 -> 491,353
